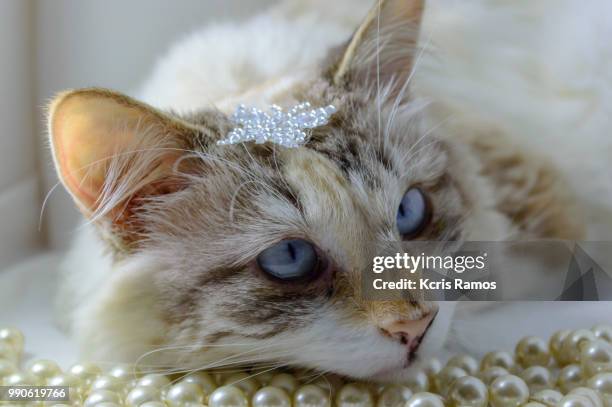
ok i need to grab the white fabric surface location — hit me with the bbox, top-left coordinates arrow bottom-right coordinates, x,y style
1,253 -> 610,369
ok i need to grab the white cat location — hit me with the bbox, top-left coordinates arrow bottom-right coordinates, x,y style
51,0 -> 611,381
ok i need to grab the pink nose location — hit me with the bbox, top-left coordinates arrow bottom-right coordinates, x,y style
379,311 -> 437,350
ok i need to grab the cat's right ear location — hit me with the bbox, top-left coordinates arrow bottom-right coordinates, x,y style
48,88 -> 214,233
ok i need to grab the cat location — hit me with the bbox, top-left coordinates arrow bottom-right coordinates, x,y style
48,0 -> 587,382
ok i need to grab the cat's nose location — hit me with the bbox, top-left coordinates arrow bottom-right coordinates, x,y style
379,311 -> 437,350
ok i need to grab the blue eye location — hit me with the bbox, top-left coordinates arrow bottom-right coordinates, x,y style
397,187 -> 430,238
257,239 -> 320,281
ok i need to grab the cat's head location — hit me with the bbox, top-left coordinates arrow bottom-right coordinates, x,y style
48,0 -> 506,381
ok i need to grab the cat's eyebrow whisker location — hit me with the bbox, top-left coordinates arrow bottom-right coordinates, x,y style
400,113 -> 455,164
384,34 -> 432,143
227,177 -> 294,225
192,150 -> 253,176
228,180 -> 264,224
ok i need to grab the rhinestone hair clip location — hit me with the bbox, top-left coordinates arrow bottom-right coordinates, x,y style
217,102 -> 337,148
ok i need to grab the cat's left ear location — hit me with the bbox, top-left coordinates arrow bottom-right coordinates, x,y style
328,0 -> 424,98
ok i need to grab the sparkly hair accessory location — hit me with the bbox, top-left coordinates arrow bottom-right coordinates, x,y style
217,102 -> 337,148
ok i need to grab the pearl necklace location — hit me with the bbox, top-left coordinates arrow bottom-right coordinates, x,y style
0,325 -> 611,407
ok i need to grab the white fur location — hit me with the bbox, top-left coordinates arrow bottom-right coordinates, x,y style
139,0 -> 370,113
417,0 -> 612,240
61,0 -> 612,372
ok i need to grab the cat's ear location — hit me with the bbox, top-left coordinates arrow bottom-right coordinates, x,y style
48,88 -> 212,232
328,0 -> 424,98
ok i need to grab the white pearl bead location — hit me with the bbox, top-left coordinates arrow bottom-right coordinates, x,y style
562,330 -> 597,365
481,351 -> 515,372
558,394 -> 596,407
0,358 -> 17,379
587,373 -> 612,406
84,390 -> 121,407
27,359 -> 62,382
515,336 -> 551,368
311,375 -> 343,396
403,369 -> 429,393
0,327 -> 25,354
47,373 -> 84,402
4,372 -> 42,386
224,372 -> 260,397
531,389 -> 563,406
95,403 -> 122,407
376,385 -> 412,407
252,386 -> 291,407
446,354 -> 479,375
550,330 -> 572,365
253,370 -> 275,386
479,367 -> 509,386
47,372 -> 82,387
336,383 -> 373,407
294,384 -> 331,407
519,366 -> 553,393
404,392 -> 445,407
448,375 -> 488,407
433,366 -> 466,396
489,374 -> 529,407
421,359 -> 442,379
122,378 -> 140,396
140,402 -> 168,407
139,374 -> 172,388
109,364 -> 140,381
592,325 -> 612,343
126,385 -> 162,406
0,342 -> 18,364
558,364 -> 585,393
269,373 -> 298,395
165,382 -> 205,407
580,339 -> 612,377
522,403 -> 547,407
69,362 -> 102,384
91,375 -> 124,393
181,371 -> 217,395
570,387 -> 604,407
209,385 -> 249,407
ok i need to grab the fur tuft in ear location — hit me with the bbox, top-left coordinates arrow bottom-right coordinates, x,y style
48,88 -> 211,238
329,0 -> 424,98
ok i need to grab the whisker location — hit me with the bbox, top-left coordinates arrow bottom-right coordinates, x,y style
376,0 -> 382,151
38,181 -> 62,231
384,35 -> 433,142
400,113 -> 456,164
